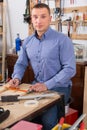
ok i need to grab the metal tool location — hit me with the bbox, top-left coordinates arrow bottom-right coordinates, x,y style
64,17 -> 71,37
0,93 -> 55,102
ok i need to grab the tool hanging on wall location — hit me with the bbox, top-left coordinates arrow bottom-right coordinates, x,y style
54,7 -> 61,20
70,0 -> 74,4
46,0 -> 49,6
65,17 -> 71,37
38,0 -> 41,3
60,0 -> 65,16
58,0 -> 64,32
72,9 -> 79,33
23,0 -> 31,24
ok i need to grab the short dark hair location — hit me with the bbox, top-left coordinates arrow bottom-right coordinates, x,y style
32,3 -> 50,15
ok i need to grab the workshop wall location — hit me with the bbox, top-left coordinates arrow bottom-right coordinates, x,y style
6,0 -> 87,54
6,0 -> 28,51
60,0 -> 87,61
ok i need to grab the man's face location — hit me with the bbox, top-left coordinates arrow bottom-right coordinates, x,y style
31,8 -> 51,35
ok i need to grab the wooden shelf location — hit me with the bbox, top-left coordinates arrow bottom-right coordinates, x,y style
71,34 -> 87,40
62,20 -> 87,26
63,6 -> 87,40
64,6 -> 87,13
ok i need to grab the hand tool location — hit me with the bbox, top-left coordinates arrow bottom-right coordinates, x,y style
58,117 -> 64,130
0,93 -> 55,102
80,122 -> 85,130
60,0 -> 65,16
64,17 -> 71,37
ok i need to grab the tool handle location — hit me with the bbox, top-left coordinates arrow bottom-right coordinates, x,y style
0,95 -> 19,102
59,117 -> 64,125
80,122 -> 85,130
58,117 -> 64,130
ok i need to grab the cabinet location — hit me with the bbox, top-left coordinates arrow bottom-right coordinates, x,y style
0,0 -> 6,81
70,62 -> 87,116
6,54 -> 34,83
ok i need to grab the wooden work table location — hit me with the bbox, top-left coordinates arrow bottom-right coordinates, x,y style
0,84 -> 63,129
6,54 -> 87,116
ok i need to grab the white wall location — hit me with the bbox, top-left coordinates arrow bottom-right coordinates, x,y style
6,0 -> 28,50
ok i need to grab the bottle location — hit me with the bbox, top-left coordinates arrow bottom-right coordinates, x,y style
15,33 -> 21,55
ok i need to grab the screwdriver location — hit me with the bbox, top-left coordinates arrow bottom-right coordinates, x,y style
58,117 -> 64,130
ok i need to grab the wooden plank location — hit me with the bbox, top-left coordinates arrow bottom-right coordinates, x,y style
64,6 -> 87,13
83,67 -> 87,128
71,34 -> 87,40
1,0 -> 6,81
0,83 -> 32,96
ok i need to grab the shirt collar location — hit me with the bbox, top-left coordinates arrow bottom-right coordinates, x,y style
34,27 -> 52,40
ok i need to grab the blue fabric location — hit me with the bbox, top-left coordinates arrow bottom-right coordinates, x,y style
33,86 -> 71,130
41,105 -> 58,130
12,27 -> 76,90
12,27 -> 76,130
41,86 -> 71,130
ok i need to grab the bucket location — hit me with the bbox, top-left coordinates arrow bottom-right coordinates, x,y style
52,123 -> 87,130
52,123 -> 71,130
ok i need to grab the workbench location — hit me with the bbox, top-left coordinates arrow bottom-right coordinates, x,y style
0,83 -> 64,129
6,54 -> 87,116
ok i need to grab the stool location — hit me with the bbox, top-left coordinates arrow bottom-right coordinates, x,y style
65,108 -> 78,125
10,120 -> 43,130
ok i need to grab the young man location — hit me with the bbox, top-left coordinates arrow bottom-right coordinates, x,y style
9,3 -> 76,130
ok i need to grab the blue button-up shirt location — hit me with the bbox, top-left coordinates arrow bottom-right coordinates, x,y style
12,27 -> 76,89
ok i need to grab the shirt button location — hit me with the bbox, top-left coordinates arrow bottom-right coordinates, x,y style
36,56 -> 38,58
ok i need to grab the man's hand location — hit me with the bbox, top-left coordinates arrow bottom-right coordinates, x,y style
8,78 -> 20,88
30,83 -> 48,92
